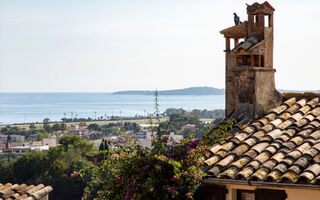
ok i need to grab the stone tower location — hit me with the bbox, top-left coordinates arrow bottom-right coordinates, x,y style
220,1 -> 282,120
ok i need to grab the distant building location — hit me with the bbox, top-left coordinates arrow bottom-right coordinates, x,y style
0,135 -> 25,143
163,132 -> 183,144
43,137 -> 58,147
181,124 -> 196,131
4,144 -> 50,154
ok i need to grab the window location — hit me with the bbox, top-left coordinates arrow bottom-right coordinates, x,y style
237,189 -> 287,200
237,190 -> 255,200
255,189 -> 287,200
236,56 -> 243,66
194,185 -> 227,200
265,15 -> 269,27
254,15 -> 259,27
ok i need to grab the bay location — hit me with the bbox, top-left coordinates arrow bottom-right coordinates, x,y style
0,93 -> 225,125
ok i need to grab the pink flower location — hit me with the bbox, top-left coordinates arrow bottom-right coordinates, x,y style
83,193 -> 87,197
143,165 -> 149,170
70,173 -> 75,178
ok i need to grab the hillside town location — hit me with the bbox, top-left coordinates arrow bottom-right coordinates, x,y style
0,1 -> 319,200
0,108 -> 222,158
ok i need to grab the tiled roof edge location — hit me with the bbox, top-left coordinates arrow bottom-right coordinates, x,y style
203,177 -> 320,190
283,92 -> 320,100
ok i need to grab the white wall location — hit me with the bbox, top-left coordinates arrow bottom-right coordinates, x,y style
222,183 -> 320,200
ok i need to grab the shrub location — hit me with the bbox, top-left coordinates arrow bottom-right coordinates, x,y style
81,136 -> 208,200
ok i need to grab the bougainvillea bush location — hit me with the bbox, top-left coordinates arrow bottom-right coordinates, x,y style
81,136 -> 208,200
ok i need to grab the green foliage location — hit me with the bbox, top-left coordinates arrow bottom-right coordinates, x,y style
99,139 -> 110,152
73,140 -> 95,157
159,114 -> 205,138
163,108 -> 225,119
59,134 -> 82,149
200,119 -> 236,146
52,123 -> 67,132
212,117 -> 224,126
0,127 -> 9,134
123,122 -> 141,133
43,123 -> 51,132
82,136 -> 208,200
43,118 -> 50,124
0,137 -> 95,200
154,90 -> 162,138
88,123 -> 101,132
29,124 -> 36,129
37,131 -> 50,141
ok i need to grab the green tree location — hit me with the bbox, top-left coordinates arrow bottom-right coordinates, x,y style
52,123 -> 61,132
59,134 -> 82,150
43,118 -> 50,124
0,136 -> 96,200
88,123 -> 100,132
43,123 -> 51,132
82,136 -> 206,200
37,132 -> 50,141
29,124 -> 36,129
0,127 -> 9,134
99,140 -> 105,151
60,123 -> 67,131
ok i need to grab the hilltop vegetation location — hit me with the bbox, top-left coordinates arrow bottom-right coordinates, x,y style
163,108 -> 224,119
113,86 -> 225,95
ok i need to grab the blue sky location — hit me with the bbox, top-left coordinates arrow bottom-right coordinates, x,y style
0,0 -> 319,92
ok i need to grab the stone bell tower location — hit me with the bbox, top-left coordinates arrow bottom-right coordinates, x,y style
220,1 -> 282,119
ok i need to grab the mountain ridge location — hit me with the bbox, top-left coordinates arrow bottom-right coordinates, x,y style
113,87 -> 225,95
112,87 -> 320,95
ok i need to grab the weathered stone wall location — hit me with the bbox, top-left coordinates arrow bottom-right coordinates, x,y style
254,69 -> 282,118
226,66 -> 255,118
226,66 -> 282,119
223,2 -> 279,120
264,27 -> 273,68
225,52 -> 237,117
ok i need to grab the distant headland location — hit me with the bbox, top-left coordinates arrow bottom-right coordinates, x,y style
113,86 -> 225,95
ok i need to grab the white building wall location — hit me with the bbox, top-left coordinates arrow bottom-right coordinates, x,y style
222,183 -> 320,200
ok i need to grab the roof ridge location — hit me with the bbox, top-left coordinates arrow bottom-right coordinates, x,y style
283,92 -> 320,100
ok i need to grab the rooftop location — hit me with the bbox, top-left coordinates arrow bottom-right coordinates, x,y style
0,183 -> 52,200
202,95 -> 320,185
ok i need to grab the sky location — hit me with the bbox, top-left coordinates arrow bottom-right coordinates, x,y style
0,0 -> 319,92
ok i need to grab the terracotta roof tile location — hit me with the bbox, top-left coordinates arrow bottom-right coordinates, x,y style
0,183 -> 52,200
202,96 -> 320,185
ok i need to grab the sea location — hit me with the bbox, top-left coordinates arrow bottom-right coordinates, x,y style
0,93 -> 225,125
